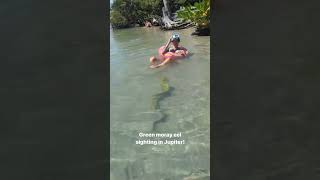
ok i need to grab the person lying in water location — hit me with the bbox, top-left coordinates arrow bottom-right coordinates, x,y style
144,21 -> 152,27
149,34 -> 189,68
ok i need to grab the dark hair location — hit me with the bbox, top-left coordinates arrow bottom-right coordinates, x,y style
172,37 -> 180,43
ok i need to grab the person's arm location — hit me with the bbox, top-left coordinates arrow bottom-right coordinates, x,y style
161,38 -> 172,55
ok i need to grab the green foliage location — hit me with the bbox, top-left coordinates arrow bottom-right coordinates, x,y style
110,0 -> 205,29
110,10 -> 129,28
176,0 -> 187,4
111,0 -> 137,24
110,0 -> 163,28
168,0 -> 200,12
176,0 -> 210,28
134,0 -> 162,24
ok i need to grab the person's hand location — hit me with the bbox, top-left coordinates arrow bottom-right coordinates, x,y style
176,50 -> 186,57
150,64 -> 160,68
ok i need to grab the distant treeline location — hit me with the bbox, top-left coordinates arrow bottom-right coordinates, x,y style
110,0 -> 200,29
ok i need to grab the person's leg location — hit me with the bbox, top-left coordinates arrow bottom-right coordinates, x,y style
150,57 -> 172,68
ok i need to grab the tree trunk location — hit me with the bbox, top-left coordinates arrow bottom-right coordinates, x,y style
162,0 -> 171,19
160,0 -> 193,30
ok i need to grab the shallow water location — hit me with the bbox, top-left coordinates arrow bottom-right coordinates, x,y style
110,27 -> 210,180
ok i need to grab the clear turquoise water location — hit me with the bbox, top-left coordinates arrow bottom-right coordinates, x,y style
110,27 -> 210,180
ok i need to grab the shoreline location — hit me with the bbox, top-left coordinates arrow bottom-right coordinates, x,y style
111,25 -> 195,31
111,25 -> 210,36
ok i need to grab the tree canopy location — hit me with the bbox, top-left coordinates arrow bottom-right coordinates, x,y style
110,0 -> 202,28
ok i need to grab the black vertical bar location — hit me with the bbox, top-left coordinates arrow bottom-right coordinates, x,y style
214,0 -> 320,179
0,0 -> 108,179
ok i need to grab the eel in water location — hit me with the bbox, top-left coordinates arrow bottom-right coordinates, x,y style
151,76 -> 174,131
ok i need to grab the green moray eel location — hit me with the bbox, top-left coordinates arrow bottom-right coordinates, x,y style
151,77 -> 170,110
151,76 -> 174,131
160,77 -> 170,92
